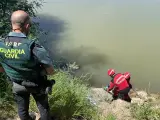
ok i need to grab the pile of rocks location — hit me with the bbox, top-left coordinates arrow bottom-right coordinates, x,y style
90,88 -> 160,120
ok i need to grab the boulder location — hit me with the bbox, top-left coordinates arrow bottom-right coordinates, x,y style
131,97 -> 145,105
136,91 -> 148,100
90,88 -> 113,104
100,99 -> 133,120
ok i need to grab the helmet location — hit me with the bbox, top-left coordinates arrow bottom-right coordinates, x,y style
124,72 -> 130,79
107,69 -> 115,76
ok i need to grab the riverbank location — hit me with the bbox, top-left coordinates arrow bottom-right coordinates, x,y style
18,88 -> 160,120
90,88 -> 160,120
1,72 -> 160,120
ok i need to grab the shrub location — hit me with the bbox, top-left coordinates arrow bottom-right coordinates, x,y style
131,103 -> 160,120
30,71 -> 99,120
105,114 -> 116,120
0,73 -> 16,119
95,114 -> 116,120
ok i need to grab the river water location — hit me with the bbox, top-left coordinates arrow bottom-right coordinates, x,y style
35,0 -> 160,92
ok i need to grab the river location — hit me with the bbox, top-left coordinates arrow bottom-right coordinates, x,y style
34,0 -> 160,92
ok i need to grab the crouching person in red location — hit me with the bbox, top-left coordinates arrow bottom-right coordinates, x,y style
105,69 -> 132,102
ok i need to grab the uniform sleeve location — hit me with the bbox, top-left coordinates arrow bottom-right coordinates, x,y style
129,83 -> 132,89
126,77 -> 132,88
32,42 -> 53,67
107,78 -> 115,91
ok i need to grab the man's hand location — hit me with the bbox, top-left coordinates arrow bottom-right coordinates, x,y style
103,86 -> 108,91
40,64 -> 55,75
45,66 -> 54,75
45,79 -> 55,95
0,67 -> 5,72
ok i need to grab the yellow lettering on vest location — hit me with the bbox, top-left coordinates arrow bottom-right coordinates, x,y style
2,48 -> 6,53
7,49 -> 11,54
11,49 -> 15,53
0,48 -> 25,59
5,54 -> 9,58
10,54 -> 14,58
15,54 -> 19,59
21,49 -> 25,54
5,54 -> 19,59
15,49 -> 19,54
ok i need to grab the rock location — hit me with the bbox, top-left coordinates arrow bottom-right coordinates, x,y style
35,113 -> 40,120
14,113 -> 40,120
68,62 -> 80,70
131,98 -> 145,105
6,119 -> 16,120
136,91 -> 148,100
90,88 -> 135,120
150,93 -> 160,100
147,96 -> 156,102
100,99 -> 133,120
152,105 -> 160,110
90,88 -> 113,104
129,91 -> 137,98
111,100 -> 132,120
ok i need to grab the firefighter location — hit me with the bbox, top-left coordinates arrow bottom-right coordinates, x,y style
104,69 -> 132,102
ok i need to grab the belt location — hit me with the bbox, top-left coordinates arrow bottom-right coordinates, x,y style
10,78 -> 38,87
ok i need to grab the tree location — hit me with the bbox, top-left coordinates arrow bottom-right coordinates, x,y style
0,0 -> 44,37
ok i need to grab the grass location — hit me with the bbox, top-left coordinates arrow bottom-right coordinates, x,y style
4,71 -> 156,120
0,71 -> 109,120
30,71 -> 102,120
0,73 -> 17,119
105,114 -> 116,120
95,114 -> 116,120
131,103 -> 160,120
0,101 -> 16,119
1,70 -> 160,120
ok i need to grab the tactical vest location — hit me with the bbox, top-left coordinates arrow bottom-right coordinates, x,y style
0,37 -> 41,82
112,73 -> 129,91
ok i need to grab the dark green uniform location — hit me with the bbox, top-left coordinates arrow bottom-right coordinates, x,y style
0,32 -> 53,120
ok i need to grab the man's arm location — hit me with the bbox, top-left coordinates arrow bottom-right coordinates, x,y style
32,42 -> 54,75
0,67 -> 4,72
107,79 -> 115,92
126,77 -> 132,88
42,64 -> 54,75
0,64 -> 4,72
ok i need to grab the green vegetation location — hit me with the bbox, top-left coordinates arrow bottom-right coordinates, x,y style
105,114 -> 116,120
30,71 -> 101,120
131,103 -> 160,120
0,0 -> 43,37
96,114 -> 116,120
0,74 -> 16,119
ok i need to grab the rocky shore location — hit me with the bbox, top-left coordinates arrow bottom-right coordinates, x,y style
90,88 -> 160,120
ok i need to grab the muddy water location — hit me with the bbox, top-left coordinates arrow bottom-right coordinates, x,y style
35,0 -> 160,92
